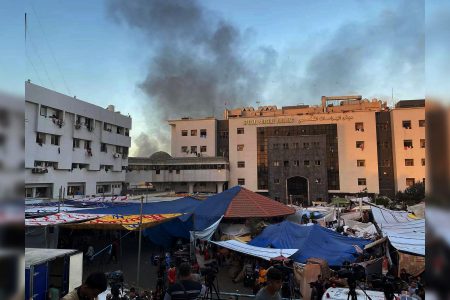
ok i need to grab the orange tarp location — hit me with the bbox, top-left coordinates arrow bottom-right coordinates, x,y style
64,213 -> 181,230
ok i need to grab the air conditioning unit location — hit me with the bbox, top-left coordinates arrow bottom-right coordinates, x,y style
113,153 -> 121,159
74,123 -> 81,129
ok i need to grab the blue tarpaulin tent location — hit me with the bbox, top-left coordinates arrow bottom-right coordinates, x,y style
249,221 -> 370,266
192,187 -> 241,230
192,186 -> 295,230
75,197 -> 202,247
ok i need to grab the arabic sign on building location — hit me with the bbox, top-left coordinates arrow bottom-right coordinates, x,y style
243,115 -> 354,126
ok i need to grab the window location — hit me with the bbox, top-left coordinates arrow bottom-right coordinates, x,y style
200,146 -> 207,152
84,140 -> 91,150
156,169 -> 160,175
116,146 -> 123,154
50,135 -> 60,146
36,132 -> 46,144
237,178 -> 245,186
404,140 -> 413,149
383,160 -> 391,167
40,105 -> 47,117
313,141 -> 320,147
405,159 -> 414,166
73,138 -> 80,148
237,144 -> 244,151
293,142 -> 299,149
283,143 -> 289,150
116,126 -> 124,134
237,128 -> 244,134
101,143 -> 107,153
303,142 -> 310,149
273,143 -> 279,150
237,161 -> 245,168
421,158 -> 425,166
355,122 -> 364,132
181,146 -> 188,153
274,178 -> 280,184
181,130 -> 188,136
273,161 -> 280,167
304,160 -> 310,166
190,146 -> 197,153
284,160 -> 289,167
260,145 -> 265,151
315,160 -> 321,166
356,141 -> 365,150
315,178 -> 322,184
200,129 -> 207,138
420,139 -> 425,148
419,120 -> 425,127
402,120 -> 412,129
406,178 -> 415,187
274,196 -> 280,201
176,169 -> 180,174
293,160 -> 299,167
358,178 -> 367,186
191,129 -> 197,136
25,187 -> 33,198
357,160 -> 366,167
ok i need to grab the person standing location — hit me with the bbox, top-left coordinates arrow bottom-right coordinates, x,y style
61,272 -> 107,300
163,263 -> 206,300
255,267 -> 283,300
167,264 -> 177,287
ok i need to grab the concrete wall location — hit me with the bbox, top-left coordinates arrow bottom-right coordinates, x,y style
390,107 -> 426,192
25,83 -> 131,198
169,119 -> 217,157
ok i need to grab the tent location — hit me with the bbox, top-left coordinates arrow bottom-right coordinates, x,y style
193,186 -> 295,230
211,240 -> 298,261
25,212 -> 104,226
65,213 -> 182,230
249,221 -> 370,266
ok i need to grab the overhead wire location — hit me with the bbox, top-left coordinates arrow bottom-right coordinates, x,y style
29,0 -> 72,95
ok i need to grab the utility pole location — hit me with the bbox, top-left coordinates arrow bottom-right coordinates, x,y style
136,196 -> 144,287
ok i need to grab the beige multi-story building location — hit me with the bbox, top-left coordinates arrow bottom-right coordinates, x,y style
139,96 -> 425,203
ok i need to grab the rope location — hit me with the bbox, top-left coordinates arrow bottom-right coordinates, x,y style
91,231 -> 133,259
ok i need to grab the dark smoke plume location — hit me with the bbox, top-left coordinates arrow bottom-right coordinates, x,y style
109,0 -> 424,156
108,0 -> 274,156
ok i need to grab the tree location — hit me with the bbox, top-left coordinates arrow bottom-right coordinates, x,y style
395,181 -> 425,207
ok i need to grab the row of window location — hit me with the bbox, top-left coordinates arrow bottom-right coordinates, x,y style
238,177 -> 367,186
404,158 -> 426,166
181,129 -> 207,137
102,122 -> 129,136
128,164 -> 228,171
181,146 -> 207,153
272,141 -> 321,150
402,120 -> 425,129
403,139 -> 426,149
272,160 -> 322,167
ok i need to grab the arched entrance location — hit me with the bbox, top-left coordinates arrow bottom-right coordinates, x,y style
286,176 -> 309,206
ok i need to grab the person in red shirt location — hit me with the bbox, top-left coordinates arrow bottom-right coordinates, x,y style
167,264 -> 177,286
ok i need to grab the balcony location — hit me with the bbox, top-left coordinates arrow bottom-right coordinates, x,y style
36,115 -> 65,136
101,130 -> 131,147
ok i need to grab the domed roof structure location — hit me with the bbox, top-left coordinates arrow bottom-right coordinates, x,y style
149,151 -> 172,161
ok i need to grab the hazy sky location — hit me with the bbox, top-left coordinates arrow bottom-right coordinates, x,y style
3,0 -> 434,155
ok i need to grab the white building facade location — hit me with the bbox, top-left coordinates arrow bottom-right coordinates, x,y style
25,82 -> 132,199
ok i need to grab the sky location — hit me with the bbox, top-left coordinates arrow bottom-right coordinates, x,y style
2,0 -> 442,156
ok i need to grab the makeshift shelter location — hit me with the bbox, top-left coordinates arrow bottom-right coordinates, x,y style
25,212 -> 104,226
371,206 -> 425,256
192,186 -> 295,230
249,221 -> 370,266
211,240 -> 298,261
64,213 -> 182,230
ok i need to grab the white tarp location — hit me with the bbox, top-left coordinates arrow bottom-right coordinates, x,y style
212,240 -> 298,261
371,207 -> 424,256
379,220 -> 425,256
344,219 -> 378,238
371,206 -> 419,225
25,212 -> 104,226
220,223 -> 251,237
190,216 -> 223,242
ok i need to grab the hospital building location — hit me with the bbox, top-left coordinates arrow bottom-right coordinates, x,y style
128,95 -> 425,203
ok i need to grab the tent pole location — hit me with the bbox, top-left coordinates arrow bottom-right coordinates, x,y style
136,196 -> 144,288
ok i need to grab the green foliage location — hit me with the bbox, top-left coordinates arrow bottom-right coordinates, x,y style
395,181 -> 425,206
